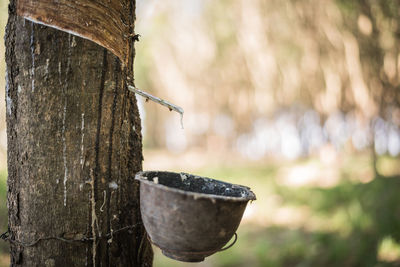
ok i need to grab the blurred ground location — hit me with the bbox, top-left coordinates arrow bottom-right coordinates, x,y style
143,150 -> 400,267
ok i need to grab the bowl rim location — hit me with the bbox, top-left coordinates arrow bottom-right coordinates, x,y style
135,170 -> 256,202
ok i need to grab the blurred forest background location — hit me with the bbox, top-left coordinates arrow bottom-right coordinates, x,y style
1,0 -> 400,266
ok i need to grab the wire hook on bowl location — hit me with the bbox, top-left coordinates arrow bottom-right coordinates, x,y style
218,233 -> 238,252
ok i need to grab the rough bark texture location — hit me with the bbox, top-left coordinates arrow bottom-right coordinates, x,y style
5,0 -> 153,266
17,0 -> 134,66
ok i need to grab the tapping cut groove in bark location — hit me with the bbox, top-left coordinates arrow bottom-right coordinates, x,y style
17,0 -> 134,66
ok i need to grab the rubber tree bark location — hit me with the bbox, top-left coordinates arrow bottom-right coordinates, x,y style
5,0 -> 153,266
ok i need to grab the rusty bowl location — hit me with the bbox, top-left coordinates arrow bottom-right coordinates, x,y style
135,171 -> 256,262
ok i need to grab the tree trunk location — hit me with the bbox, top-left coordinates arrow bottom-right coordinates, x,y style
5,0 -> 153,266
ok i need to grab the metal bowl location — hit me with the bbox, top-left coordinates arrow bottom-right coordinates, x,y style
135,171 -> 256,262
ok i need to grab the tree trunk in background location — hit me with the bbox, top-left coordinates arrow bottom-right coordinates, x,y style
5,0 -> 153,266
